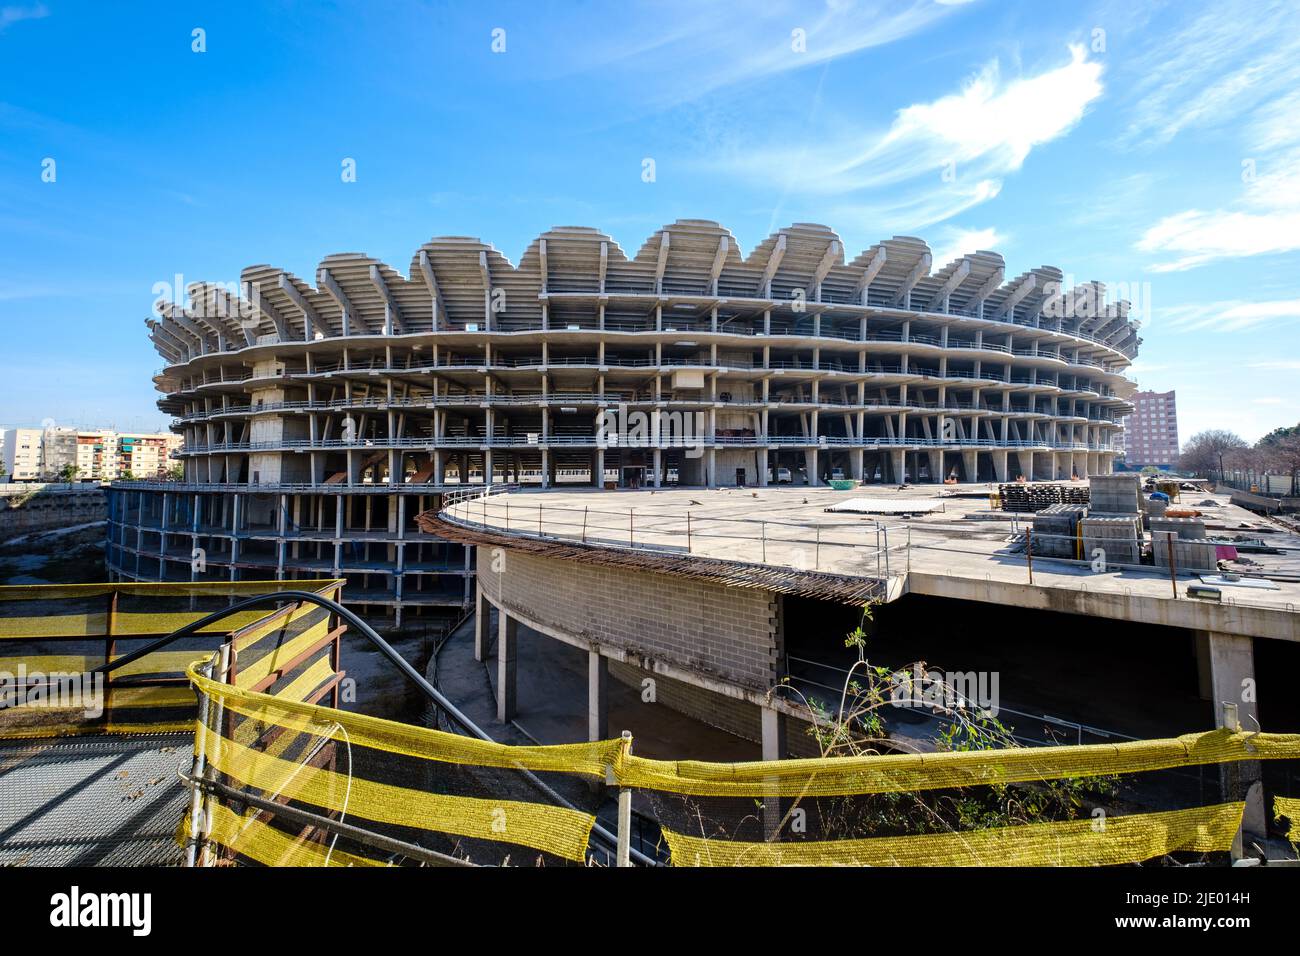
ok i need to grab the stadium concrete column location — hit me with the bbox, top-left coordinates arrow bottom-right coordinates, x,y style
993,449 -> 1008,483
497,609 -> 518,723
1202,631 -> 1265,840
761,705 -> 788,761
891,449 -> 906,483
474,583 -> 491,662
851,448 -> 864,481
652,448 -> 662,488
588,649 -> 608,742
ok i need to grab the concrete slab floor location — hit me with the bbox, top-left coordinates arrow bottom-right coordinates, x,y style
447,483 -> 1300,621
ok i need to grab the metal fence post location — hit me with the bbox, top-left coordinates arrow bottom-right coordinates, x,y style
616,730 -> 633,867
1166,534 -> 1178,599
1026,526 -> 1034,585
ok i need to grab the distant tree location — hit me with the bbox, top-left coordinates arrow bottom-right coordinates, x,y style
168,465 -> 184,481
1259,425 -> 1300,496
1179,430 -> 1247,481
58,463 -> 80,483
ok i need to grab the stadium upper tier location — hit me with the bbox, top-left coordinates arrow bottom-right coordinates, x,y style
146,220 -> 1139,486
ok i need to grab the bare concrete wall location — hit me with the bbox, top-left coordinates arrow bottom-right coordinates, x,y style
477,548 -> 781,690
0,485 -> 106,541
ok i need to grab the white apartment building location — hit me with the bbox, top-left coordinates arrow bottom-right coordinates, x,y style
1,427 -> 44,481
1,426 -> 181,481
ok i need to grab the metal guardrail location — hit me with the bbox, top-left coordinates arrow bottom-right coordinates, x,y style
170,436 -> 1120,454
94,587 -> 656,868
439,484 -> 908,582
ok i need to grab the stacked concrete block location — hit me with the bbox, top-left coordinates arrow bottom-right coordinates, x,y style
1029,503 -> 1088,558
1150,516 -> 1215,571
1152,530 -> 1218,572
1143,497 -> 1168,519
1150,516 -> 1207,540
1087,474 -> 1141,514
1081,514 -> 1142,567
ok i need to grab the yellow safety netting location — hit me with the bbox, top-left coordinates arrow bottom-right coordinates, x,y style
0,580 -> 344,739
663,802 -> 1246,867
1276,795 -> 1300,846
186,660 -> 1300,867
233,606 -> 334,689
616,730 -> 1300,797
188,664 -> 626,777
0,609 -> 306,641
0,580 -> 345,602
197,723 -> 598,862
189,804 -> 388,868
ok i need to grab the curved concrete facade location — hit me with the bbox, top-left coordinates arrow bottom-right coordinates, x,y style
115,219 -> 1140,619
147,220 -> 1138,490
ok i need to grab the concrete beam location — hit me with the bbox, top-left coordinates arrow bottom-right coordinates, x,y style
588,649 -> 608,742
318,267 -> 360,336
891,253 -> 931,308
497,609 -> 518,723
811,239 -> 841,302
474,584 -> 491,662
854,247 -> 886,305
925,259 -> 970,312
759,234 -> 787,298
992,274 -> 1036,321
417,250 -> 448,330
708,235 -> 729,296
368,264 -> 404,335
279,274 -> 324,340
1204,631 -> 1265,846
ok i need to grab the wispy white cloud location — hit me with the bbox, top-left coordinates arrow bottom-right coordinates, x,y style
1248,360 -> 1300,371
929,226 -> 1007,268
1119,1 -> 1300,147
1124,2 -> 1300,270
1136,154 -> 1300,271
1156,298 -> 1300,333
829,178 -> 1002,233
0,3 -> 48,32
712,45 -> 1101,203
563,0 -> 960,108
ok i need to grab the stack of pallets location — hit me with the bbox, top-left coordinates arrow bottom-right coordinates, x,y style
997,483 -> 1090,513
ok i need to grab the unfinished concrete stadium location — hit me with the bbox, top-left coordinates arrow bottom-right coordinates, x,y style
108,220 -> 1140,625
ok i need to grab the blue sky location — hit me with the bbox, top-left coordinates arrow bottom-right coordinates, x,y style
1,0 -> 1297,441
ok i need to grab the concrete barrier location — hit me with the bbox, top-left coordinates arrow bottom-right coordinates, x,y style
0,483 -> 107,541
